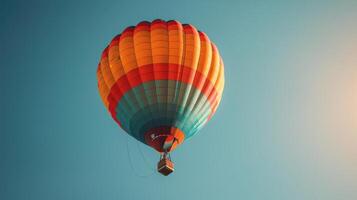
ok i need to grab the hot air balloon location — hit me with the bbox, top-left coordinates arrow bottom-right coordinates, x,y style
97,19 -> 224,176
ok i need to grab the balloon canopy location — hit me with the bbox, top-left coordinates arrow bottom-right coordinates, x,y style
97,19 -> 224,155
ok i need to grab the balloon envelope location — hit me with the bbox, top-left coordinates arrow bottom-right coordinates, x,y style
97,19 -> 224,152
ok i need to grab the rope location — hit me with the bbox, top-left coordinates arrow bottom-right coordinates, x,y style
136,140 -> 156,171
126,137 -> 156,178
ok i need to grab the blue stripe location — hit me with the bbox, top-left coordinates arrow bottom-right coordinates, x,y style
115,80 -> 212,145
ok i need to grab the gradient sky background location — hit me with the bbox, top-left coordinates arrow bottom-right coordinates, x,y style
1,0 -> 357,199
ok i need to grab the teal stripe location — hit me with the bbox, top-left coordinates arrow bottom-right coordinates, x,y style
115,80 -> 212,145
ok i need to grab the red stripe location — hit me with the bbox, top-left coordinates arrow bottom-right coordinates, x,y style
144,126 -> 185,152
151,19 -> 166,27
199,31 -> 209,41
109,34 -> 120,48
136,21 -> 150,30
168,21 -> 181,31
101,46 -> 109,59
119,27 -> 134,41
183,24 -> 196,33
107,64 -> 220,124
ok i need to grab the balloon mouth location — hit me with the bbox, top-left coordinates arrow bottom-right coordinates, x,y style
144,126 -> 185,153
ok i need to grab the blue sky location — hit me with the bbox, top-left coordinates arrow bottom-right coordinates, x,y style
1,0 -> 356,199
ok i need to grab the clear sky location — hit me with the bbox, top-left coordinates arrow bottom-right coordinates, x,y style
1,0 -> 356,199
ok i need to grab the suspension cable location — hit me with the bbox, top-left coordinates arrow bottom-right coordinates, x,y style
126,137 -> 155,178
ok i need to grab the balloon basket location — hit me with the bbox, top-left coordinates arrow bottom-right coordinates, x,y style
157,154 -> 174,176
